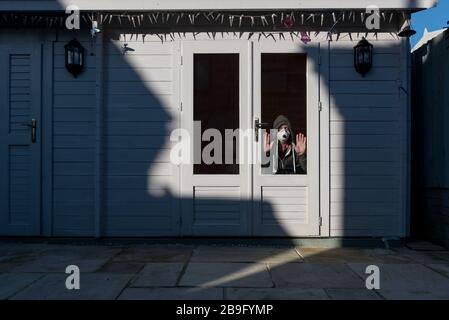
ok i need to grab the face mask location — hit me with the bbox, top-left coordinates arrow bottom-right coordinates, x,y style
277,129 -> 290,143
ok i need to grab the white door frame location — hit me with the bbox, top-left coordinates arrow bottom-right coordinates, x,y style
252,40 -> 321,237
180,40 -> 252,236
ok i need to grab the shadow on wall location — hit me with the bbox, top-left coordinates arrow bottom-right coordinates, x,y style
48,26 -> 407,239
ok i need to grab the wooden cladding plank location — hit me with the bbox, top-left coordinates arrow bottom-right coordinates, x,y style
106,54 -> 172,68
54,135 -> 96,148
53,162 -> 94,176
104,135 -> 173,149
105,108 -> 171,122
331,161 -> 400,176
106,81 -> 172,95
330,67 -> 399,81
330,148 -> 398,162
331,53 -> 400,67
106,94 -> 173,109
53,148 -> 94,162
104,122 -> 172,135
330,134 -> 400,148
106,162 -> 172,176
330,121 -> 399,135
330,202 -> 399,216
330,107 -> 400,122
54,109 -> 95,122
53,122 -> 95,136
331,94 -> 399,108
330,81 -> 398,94
54,81 -> 96,95
54,95 -> 96,108
331,175 -> 400,189
106,68 -> 173,82
330,188 -> 399,203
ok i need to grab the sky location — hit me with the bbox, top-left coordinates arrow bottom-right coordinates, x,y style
411,0 -> 449,46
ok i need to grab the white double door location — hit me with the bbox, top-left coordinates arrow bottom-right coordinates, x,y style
180,39 -> 320,237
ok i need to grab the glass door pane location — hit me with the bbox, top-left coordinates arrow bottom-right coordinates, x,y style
193,54 -> 240,175
260,53 -> 307,175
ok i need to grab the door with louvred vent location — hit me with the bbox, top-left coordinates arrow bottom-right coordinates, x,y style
0,46 -> 41,235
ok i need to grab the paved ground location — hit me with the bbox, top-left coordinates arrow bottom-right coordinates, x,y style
1,241 -> 449,300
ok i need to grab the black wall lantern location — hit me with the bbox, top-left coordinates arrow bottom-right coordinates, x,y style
354,37 -> 373,77
64,38 -> 85,78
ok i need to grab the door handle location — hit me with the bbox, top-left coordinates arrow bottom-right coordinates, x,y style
254,118 -> 270,142
21,119 -> 36,143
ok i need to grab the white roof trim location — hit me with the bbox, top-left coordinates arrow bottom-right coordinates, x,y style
0,0 -> 438,11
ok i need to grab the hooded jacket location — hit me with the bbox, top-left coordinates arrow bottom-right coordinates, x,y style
264,115 -> 307,175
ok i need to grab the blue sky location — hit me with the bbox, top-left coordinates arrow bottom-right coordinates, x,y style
411,0 -> 449,46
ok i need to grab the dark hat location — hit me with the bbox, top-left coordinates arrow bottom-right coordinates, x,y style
273,115 -> 292,131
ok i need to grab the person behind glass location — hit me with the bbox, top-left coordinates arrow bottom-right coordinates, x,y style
263,115 -> 307,174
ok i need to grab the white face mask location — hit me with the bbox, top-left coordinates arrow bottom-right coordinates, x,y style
277,128 -> 290,143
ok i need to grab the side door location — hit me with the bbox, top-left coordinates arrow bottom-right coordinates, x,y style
0,45 -> 42,235
252,40 -> 321,236
180,40 -> 252,236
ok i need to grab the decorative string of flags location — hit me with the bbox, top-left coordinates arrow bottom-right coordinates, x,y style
0,10 -> 399,28
0,10 -> 398,42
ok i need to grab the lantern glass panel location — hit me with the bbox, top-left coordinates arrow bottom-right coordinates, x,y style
73,47 -> 80,65
67,50 -> 73,65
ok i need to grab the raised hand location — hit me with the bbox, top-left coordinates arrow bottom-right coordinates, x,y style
295,133 -> 307,156
263,131 -> 274,153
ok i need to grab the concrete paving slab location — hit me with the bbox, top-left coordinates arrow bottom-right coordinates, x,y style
10,273 -> 133,300
12,255 -> 111,273
225,288 -> 328,300
325,288 -> 382,300
98,261 -> 145,274
40,245 -> 122,260
365,248 -> 413,264
0,255 -> 39,273
119,287 -> 223,300
191,246 -> 302,264
406,241 -> 447,251
113,245 -> 193,263
297,248 -> 378,263
376,289 -> 449,300
0,273 -> 44,300
392,248 -> 449,264
11,245 -> 121,273
347,263 -> 449,294
270,263 -> 364,289
0,243 -> 47,257
426,264 -> 449,278
131,263 -> 184,287
180,263 -> 273,288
